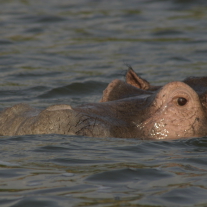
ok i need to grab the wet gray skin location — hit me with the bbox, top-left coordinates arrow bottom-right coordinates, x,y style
0,68 -> 207,140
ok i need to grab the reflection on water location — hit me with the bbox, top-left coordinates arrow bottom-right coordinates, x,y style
1,135 -> 207,206
0,0 -> 207,206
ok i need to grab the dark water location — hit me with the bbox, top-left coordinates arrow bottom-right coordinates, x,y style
0,0 -> 207,206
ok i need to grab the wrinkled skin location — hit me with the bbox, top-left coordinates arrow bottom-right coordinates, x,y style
0,68 -> 207,140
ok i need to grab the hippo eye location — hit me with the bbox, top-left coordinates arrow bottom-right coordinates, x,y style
177,97 -> 187,106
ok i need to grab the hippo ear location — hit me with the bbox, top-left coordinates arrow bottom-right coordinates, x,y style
100,79 -> 149,102
126,67 -> 150,90
183,76 -> 207,93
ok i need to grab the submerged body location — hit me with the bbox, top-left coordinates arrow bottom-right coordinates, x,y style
0,68 -> 207,140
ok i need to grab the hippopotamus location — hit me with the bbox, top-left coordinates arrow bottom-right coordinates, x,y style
0,68 -> 207,140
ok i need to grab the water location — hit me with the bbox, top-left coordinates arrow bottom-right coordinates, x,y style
0,0 -> 207,206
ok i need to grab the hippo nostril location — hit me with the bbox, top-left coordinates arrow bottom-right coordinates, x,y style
177,97 -> 188,106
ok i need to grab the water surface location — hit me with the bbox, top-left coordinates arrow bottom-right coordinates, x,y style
0,0 -> 207,206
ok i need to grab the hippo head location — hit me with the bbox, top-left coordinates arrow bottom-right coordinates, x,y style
1,67 -> 206,140
92,68 -> 207,140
